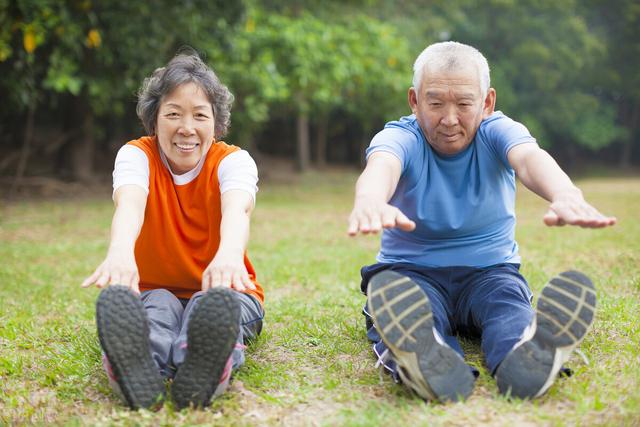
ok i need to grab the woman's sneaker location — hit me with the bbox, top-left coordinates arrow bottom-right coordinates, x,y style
495,270 -> 596,399
171,288 -> 240,409
96,286 -> 165,409
367,270 -> 475,402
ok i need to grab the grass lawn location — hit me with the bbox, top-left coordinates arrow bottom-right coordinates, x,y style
1,170 -> 639,426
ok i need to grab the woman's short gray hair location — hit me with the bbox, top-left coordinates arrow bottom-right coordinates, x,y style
136,50 -> 234,138
412,41 -> 491,99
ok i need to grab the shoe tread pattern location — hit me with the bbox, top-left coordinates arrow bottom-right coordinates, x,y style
171,288 -> 240,409
96,286 -> 165,409
496,270 -> 596,399
368,270 -> 474,402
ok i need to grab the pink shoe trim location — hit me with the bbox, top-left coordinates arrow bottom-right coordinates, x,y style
218,356 -> 233,385
102,353 -> 117,382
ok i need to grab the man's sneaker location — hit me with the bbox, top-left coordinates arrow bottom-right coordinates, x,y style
495,270 -> 596,399
367,270 -> 475,402
171,288 -> 240,409
96,286 -> 165,409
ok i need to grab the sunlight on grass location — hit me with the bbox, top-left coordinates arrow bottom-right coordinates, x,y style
1,171 -> 638,425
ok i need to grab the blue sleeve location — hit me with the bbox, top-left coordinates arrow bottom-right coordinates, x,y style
365,127 -> 418,173
480,112 -> 537,169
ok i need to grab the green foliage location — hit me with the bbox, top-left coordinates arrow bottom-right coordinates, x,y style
0,0 -> 639,170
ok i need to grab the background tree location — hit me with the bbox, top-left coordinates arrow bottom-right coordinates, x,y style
1,0 -> 638,188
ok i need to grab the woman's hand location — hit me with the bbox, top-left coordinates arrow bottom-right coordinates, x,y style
202,249 -> 255,292
81,250 -> 140,293
81,185 -> 146,294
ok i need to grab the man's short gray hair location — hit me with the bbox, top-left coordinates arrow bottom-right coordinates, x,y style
136,49 -> 234,138
412,41 -> 491,99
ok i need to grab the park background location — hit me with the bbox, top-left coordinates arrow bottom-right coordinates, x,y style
1,0 -> 639,426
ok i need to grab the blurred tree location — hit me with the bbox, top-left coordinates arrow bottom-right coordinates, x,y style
584,0 -> 640,167
449,0 -> 627,167
216,4 -> 412,170
1,0 -> 638,183
0,0 -> 244,182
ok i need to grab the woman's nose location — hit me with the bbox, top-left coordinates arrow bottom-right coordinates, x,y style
177,117 -> 196,135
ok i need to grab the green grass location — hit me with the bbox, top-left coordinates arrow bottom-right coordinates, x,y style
1,170 -> 639,426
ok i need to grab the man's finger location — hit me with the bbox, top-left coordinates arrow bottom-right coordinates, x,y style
347,217 -> 360,236
543,209 -> 559,226
396,212 -> 416,231
358,214 -> 372,234
369,214 -> 383,234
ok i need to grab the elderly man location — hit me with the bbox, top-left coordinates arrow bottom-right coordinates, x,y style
348,41 -> 616,402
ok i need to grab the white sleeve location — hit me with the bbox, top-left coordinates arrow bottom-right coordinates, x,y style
217,150 -> 259,203
112,145 -> 150,198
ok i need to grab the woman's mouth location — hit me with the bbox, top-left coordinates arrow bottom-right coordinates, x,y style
174,142 -> 199,152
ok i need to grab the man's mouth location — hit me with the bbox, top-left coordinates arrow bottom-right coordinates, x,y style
440,132 -> 461,142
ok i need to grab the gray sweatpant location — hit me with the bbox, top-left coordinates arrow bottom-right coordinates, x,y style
140,288 -> 264,379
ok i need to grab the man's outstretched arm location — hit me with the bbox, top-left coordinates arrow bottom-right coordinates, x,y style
507,143 -> 616,228
348,151 -> 416,236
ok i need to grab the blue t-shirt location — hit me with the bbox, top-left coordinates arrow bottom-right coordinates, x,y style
366,111 -> 536,268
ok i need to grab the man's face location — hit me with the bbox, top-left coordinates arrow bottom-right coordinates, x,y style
409,64 -> 495,156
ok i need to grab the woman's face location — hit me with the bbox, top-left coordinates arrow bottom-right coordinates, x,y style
156,82 -> 215,174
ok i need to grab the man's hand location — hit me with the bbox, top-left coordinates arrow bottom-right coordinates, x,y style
81,251 -> 140,293
543,194 -> 617,228
543,191 -> 617,228
348,195 -> 416,236
202,249 -> 255,292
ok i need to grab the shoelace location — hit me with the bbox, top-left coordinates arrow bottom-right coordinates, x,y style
375,348 -> 392,385
574,348 -> 590,365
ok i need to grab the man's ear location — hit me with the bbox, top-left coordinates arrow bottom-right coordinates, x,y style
483,88 -> 497,119
408,87 -> 418,115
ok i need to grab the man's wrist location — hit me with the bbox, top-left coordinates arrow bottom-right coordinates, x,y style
551,187 -> 583,203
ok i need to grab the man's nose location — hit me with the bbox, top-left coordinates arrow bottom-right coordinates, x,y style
441,106 -> 459,126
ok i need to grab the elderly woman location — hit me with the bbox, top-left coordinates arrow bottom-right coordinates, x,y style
81,51 -> 264,410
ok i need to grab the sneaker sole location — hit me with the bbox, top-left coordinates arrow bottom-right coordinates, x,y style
96,286 -> 165,409
368,270 -> 474,402
496,270 -> 596,399
171,288 -> 240,409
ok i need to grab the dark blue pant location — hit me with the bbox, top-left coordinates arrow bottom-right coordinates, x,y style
361,263 -> 534,374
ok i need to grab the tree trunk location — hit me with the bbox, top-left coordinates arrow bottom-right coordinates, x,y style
71,104 -> 95,182
10,103 -> 36,198
359,134 -> 369,168
619,100 -> 639,169
296,111 -> 310,171
315,113 -> 328,168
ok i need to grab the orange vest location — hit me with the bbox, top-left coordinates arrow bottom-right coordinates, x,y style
128,136 -> 264,304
